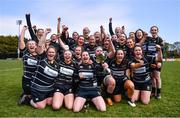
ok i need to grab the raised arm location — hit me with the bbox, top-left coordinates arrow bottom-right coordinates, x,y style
25,14 -> 38,43
57,17 -> 61,34
57,34 -> 69,51
100,25 -> 105,43
36,28 -> 51,54
109,17 -> 115,36
107,35 -> 116,59
19,26 -> 28,50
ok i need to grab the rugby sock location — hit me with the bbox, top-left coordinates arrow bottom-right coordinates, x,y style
30,99 -> 37,108
105,91 -> 112,98
157,88 -> 161,94
152,87 -> 156,94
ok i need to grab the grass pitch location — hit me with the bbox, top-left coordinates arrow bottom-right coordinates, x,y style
0,60 -> 179,117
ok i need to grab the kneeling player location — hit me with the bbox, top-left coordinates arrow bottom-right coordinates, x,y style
73,51 -> 106,112
53,50 -> 78,110
108,49 -> 135,107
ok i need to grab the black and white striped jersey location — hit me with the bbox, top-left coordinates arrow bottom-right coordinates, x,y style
31,58 -> 59,91
21,49 -> 40,80
146,36 -> 164,57
129,56 -> 155,84
108,59 -> 129,82
84,44 -> 97,58
77,63 -> 98,89
55,61 -> 78,86
114,43 -> 127,54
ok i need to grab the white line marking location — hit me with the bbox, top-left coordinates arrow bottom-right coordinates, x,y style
0,68 -> 21,72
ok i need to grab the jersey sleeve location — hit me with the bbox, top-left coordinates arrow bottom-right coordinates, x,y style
109,22 -> 115,36
25,14 -> 38,43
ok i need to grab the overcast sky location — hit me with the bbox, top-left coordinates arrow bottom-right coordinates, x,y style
0,0 -> 179,43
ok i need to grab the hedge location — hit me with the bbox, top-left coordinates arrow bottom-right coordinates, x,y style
0,35 -> 18,59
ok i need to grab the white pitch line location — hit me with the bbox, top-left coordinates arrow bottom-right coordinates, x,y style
0,68 -> 21,72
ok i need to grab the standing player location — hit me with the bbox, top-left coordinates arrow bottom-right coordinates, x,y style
129,45 -> 162,105
146,26 -> 164,99
18,26 -> 39,105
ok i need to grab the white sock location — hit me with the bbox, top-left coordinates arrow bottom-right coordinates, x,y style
30,100 -> 37,108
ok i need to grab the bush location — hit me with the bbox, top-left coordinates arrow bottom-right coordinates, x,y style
0,35 -> 18,59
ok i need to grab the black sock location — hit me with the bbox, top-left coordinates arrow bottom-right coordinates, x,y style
105,91 -> 112,98
157,88 -> 161,94
152,87 -> 156,94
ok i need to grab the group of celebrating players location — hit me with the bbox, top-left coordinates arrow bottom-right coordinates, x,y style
18,14 -> 164,112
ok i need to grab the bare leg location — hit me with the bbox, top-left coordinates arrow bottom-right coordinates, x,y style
104,75 -> 115,94
131,90 -> 140,102
52,92 -> 64,110
113,94 -> 121,103
73,97 -> 86,112
46,97 -> 52,105
92,96 -> 106,112
64,93 -> 74,110
124,80 -> 134,98
30,99 -> 46,109
141,90 -> 151,104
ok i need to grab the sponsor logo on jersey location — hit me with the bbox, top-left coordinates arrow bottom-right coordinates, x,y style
27,58 -> 37,65
60,67 -> 74,76
79,72 -> 93,78
90,53 -> 95,57
44,66 -> 58,77
134,66 -> 146,73
148,45 -> 156,51
112,70 -> 124,76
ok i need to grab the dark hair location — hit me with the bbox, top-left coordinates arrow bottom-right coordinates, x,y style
50,34 -> 57,39
115,49 -> 125,58
26,39 -> 37,47
133,44 -> 144,55
81,51 -> 89,57
72,31 -> 79,37
150,26 -> 159,31
37,28 -> 44,33
135,29 -> 144,43
46,46 -> 57,59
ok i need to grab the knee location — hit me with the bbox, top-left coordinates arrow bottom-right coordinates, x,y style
114,98 -> 121,103
125,80 -> 134,90
113,95 -> 122,103
36,104 -> 46,109
65,104 -> 73,110
141,99 -> 150,105
46,100 -> 52,106
108,77 -> 115,87
52,104 -> 60,110
73,106 -> 81,113
99,107 -> 106,112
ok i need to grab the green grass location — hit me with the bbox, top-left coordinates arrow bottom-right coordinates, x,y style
0,60 -> 180,117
